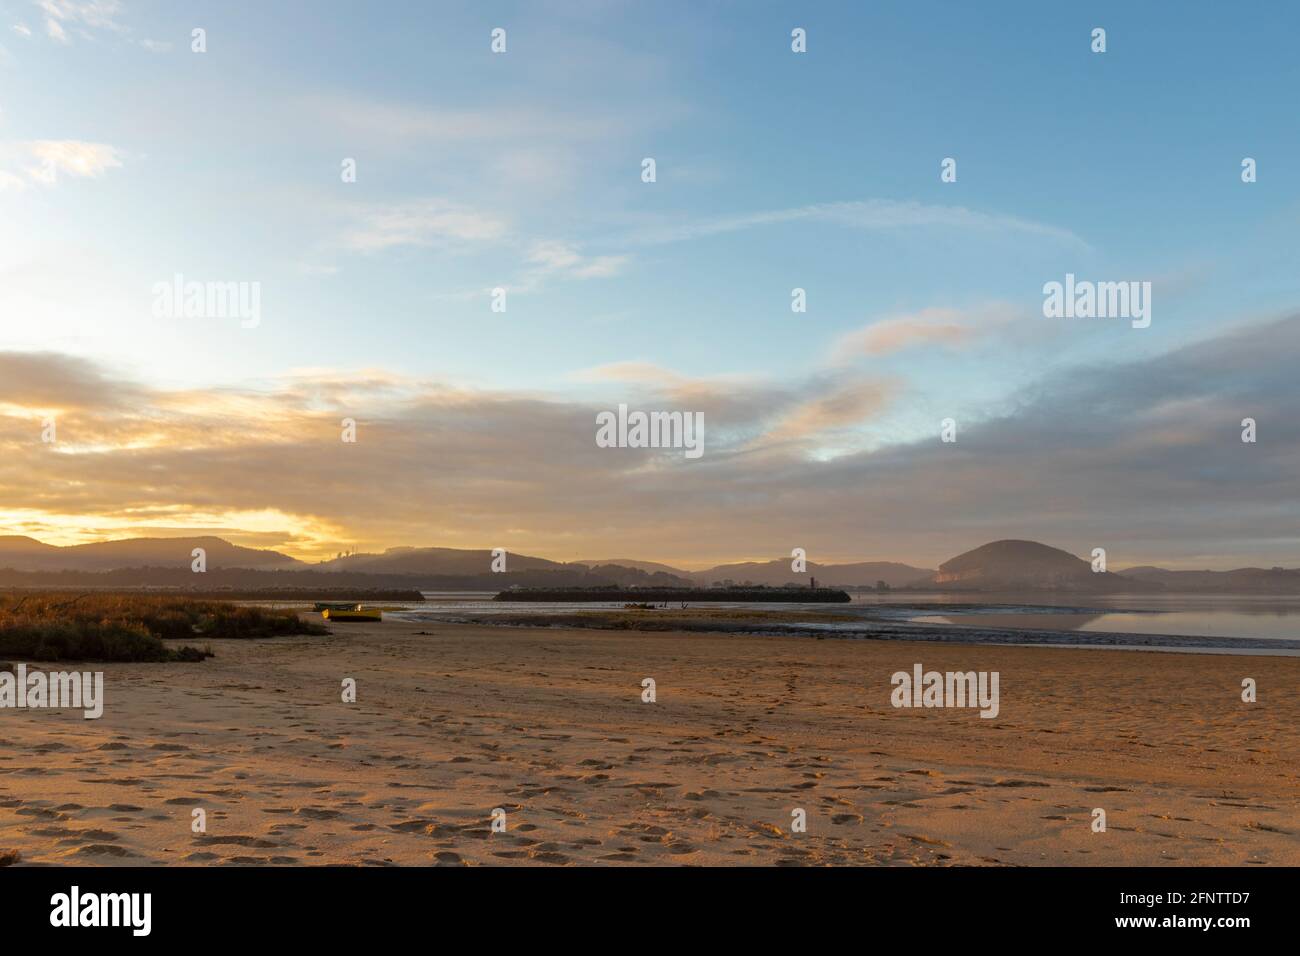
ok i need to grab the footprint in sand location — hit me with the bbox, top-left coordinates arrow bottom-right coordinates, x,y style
529,850 -> 570,865
902,833 -> 952,847
16,807 -> 65,821
66,829 -> 119,843
390,820 -> 447,836
70,844 -> 134,858
194,835 -> 279,848
295,808 -> 341,820
991,779 -> 1049,788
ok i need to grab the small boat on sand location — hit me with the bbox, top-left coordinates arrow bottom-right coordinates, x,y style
321,606 -> 382,622
313,601 -> 359,612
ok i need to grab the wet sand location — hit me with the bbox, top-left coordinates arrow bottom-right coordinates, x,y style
0,618 -> 1295,866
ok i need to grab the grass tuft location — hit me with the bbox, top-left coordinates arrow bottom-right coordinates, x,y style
0,592 -> 326,662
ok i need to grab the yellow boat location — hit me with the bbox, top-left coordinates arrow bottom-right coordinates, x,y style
321,606 -> 382,622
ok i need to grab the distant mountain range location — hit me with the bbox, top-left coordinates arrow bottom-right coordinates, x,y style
0,535 -> 297,572
924,540 -> 1300,593
2,534 -> 1299,593
686,560 -> 933,589
1120,565 -> 1300,592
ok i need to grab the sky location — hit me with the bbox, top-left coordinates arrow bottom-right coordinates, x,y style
1,0 -> 1298,569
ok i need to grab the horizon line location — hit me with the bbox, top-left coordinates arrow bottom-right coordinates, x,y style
0,531 -> 1292,575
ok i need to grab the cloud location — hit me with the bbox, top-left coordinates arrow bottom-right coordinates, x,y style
20,139 -> 122,184
37,0 -> 123,43
570,255 -> 629,279
299,93 -> 648,148
12,23 -> 32,38
525,240 -> 583,272
574,361 -> 679,385
0,351 -> 144,409
340,199 -> 508,252
333,205 -> 628,295
571,361 -> 765,415
760,379 -> 895,445
0,353 -> 883,557
522,240 -> 629,284
627,199 -> 1090,249
1,314 -> 1296,567
830,304 -> 1022,361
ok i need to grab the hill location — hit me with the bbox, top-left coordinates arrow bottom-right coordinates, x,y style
0,535 -> 300,572
690,559 -> 934,588
929,540 -> 1133,591
316,547 -> 566,576
7,534 -> 1299,593
574,558 -> 691,576
1119,565 -> 1300,593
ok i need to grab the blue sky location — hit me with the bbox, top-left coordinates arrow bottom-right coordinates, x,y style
1,1 -> 1298,566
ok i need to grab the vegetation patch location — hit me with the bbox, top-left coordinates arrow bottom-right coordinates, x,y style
0,592 -> 326,662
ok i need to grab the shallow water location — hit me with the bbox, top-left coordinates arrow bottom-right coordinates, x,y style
907,595 -> 1300,642
391,590 -> 1300,647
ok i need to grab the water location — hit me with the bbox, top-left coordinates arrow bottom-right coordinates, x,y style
388,590 -> 1300,652
906,593 -> 1300,642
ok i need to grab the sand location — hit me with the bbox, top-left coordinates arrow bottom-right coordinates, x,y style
0,618 -> 1296,866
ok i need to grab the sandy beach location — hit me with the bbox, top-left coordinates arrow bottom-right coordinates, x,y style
1,618 -> 1296,866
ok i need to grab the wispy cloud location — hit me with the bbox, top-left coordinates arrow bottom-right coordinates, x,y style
627,199 -> 1090,250
300,92 -> 651,148
23,139 -> 122,183
520,239 -> 629,285
829,304 -> 1024,362
0,139 -> 123,189
759,379 -> 895,445
571,361 -> 760,410
36,0 -> 124,44
334,203 -> 629,295
340,199 -> 508,252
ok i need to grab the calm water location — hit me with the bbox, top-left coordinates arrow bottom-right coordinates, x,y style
238,590 -> 1297,656
894,594 -> 1300,642
397,590 -> 1300,644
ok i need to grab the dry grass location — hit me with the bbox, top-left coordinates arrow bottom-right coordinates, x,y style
0,592 -> 326,662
